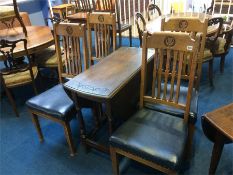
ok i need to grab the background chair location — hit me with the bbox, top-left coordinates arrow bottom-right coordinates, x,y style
110,31 -> 201,174
147,3 -> 162,21
87,12 -> 116,64
213,21 -> 233,73
26,23 -> 90,156
135,12 -> 146,47
204,17 -> 223,85
0,39 -> 38,117
0,0 -> 27,36
94,0 -> 132,47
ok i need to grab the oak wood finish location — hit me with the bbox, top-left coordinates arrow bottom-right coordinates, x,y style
0,39 -> 38,117
110,31 -> 201,175
0,0 -> 27,36
28,22 -> 90,156
87,12 -> 116,64
160,14 -> 209,90
0,26 -> 54,60
202,103 -> 233,175
64,47 -> 154,153
52,4 -> 76,20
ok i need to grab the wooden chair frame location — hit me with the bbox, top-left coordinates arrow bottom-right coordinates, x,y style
110,31 -> 201,175
135,12 -> 146,47
27,23 -> 89,156
0,39 -> 37,117
161,17 -> 208,90
87,12 -> 116,64
147,3 -> 162,21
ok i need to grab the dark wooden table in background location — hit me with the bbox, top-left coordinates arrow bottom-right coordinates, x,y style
0,26 -> 54,60
64,47 -> 154,153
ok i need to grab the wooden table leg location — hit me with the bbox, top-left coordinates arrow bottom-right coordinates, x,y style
209,133 -> 224,175
105,101 -> 113,135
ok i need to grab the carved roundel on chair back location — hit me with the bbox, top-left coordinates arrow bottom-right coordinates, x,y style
179,20 -> 188,29
66,26 -> 73,35
98,15 -> 104,23
164,36 -> 176,47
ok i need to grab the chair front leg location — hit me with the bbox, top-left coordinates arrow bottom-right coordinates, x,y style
5,87 -> 19,117
208,59 -> 214,86
110,146 -> 120,175
31,112 -> 44,142
220,55 -> 225,73
63,121 -> 76,156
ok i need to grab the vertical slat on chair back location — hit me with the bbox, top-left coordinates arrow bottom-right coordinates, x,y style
87,12 -> 116,62
94,0 -> 115,12
140,31 -> 200,123
73,0 -> 92,11
54,23 -> 89,83
161,17 -> 208,90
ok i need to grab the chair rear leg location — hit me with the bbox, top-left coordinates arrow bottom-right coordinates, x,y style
185,123 -> 195,161
208,59 -> 214,86
5,87 -> 19,117
110,146 -> 120,175
129,27 -> 132,47
31,113 -> 44,142
119,32 -> 122,46
220,55 -> 225,73
63,121 -> 76,156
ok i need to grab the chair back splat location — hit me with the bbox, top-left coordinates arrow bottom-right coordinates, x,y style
161,17 -> 208,89
87,12 -> 116,63
140,31 -> 200,123
54,22 -> 89,83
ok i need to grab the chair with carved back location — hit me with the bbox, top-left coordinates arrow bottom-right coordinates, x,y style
0,39 -> 38,117
135,12 -> 146,47
94,0 -> 132,47
26,23 -> 91,156
204,17 -> 223,85
0,0 -> 27,36
147,3 -> 162,21
87,12 -> 116,64
110,31 -> 201,175
211,19 -> 232,73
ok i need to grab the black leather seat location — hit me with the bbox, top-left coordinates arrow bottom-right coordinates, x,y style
110,108 -> 188,170
145,84 -> 198,124
26,84 -> 75,121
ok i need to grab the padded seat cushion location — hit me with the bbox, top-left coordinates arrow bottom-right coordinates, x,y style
3,66 -> 38,88
36,45 -> 58,67
26,84 -> 75,121
0,6 -> 15,20
214,37 -> 226,55
145,84 -> 198,124
202,48 -> 212,61
110,108 -> 188,170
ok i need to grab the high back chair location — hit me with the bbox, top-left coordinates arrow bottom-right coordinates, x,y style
0,39 -> 38,117
161,17 -> 208,89
147,3 -> 162,21
72,0 -> 93,12
94,0 -> 132,47
26,23 -> 91,156
87,12 -> 116,64
135,12 -> 146,47
110,31 -> 201,175
0,0 -> 27,36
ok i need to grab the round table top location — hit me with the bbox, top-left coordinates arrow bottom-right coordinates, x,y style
0,26 -> 54,59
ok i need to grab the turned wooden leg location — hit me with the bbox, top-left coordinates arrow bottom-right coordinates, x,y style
91,102 -> 100,129
110,146 -> 120,175
31,113 -> 44,142
5,87 -> 19,117
63,121 -> 76,156
129,27 -> 132,47
209,133 -> 224,175
220,55 -> 225,73
208,59 -> 214,86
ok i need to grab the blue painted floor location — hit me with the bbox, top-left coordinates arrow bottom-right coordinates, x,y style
0,38 -> 233,175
